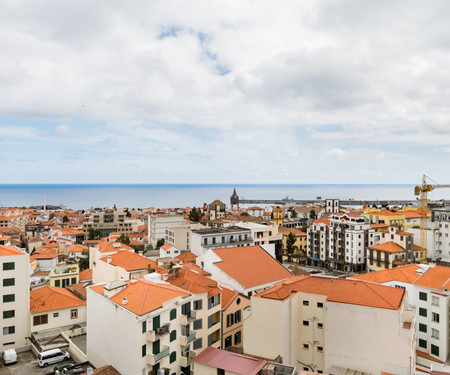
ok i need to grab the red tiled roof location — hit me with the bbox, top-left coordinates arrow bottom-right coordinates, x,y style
350,264 -> 421,284
176,251 -> 197,263
95,241 -> 134,254
89,278 -> 190,316
212,246 -> 292,288
168,267 -> 221,297
30,286 -> 86,313
68,244 -> 88,253
193,346 -> 267,375
255,275 -> 406,310
31,249 -> 58,260
413,266 -> 450,290
99,251 -> 159,272
369,242 -> 405,253
0,245 -> 23,257
79,268 -> 92,281
221,286 -> 239,310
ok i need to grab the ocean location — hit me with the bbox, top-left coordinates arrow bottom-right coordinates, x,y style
0,184 -> 444,211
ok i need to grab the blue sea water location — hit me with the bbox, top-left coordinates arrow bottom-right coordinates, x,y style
0,184 -> 444,211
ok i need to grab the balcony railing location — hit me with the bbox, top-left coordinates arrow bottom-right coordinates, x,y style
147,346 -> 170,365
181,331 -> 196,346
180,311 -> 196,325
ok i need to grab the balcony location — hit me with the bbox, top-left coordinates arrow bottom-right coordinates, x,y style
180,310 -> 196,325
180,350 -> 197,366
147,346 -> 170,365
180,331 -> 196,346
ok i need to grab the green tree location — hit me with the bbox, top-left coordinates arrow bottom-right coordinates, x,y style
79,250 -> 90,271
87,228 -> 101,240
62,215 -> 69,223
156,238 -> 165,249
290,209 -> 297,218
188,207 -> 202,222
145,244 -> 154,251
285,232 -> 298,263
309,209 -> 316,220
117,234 -> 131,245
124,208 -> 131,218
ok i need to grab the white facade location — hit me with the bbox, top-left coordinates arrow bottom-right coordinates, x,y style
31,305 -> 86,333
0,247 -> 30,350
149,215 -> 187,247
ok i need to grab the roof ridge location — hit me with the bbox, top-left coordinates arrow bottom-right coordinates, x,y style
364,281 -> 401,309
138,283 -> 150,315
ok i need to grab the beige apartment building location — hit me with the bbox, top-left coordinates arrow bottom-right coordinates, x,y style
244,275 -> 415,374
83,208 -> 134,237
165,223 -> 204,251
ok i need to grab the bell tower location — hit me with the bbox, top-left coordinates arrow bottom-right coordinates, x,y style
230,188 -> 239,210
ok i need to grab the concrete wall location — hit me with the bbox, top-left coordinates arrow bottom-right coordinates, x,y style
31,305 -> 86,333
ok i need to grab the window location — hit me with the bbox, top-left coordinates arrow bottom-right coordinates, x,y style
218,369 -> 225,375
142,321 -> 147,334
224,335 -> 232,348
303,300 -> 309,306
153,315 -> 160,330
3,278 -> 14,287
53,312 -> 59,318
153,339 -> 160,355
193,299 -> 203,310
419,292 -> 427,301
170,330 -> 176,342
141,344 -> 146,357
33,314 -> 48,326
303,343 -> 309,349
3,310 -> 14,319
317,346 -> 323,353
317,302 -> 323,308
419,339 -> 427,349
432,312 -> 440,323
71,309 -> 78,319
431,344 -> 440,357
55,280 -> 61,287
303,320 -> 309,326
3,294 -> 14,303
193,338 -> 202,350
170,308 -> 177,320
208,294 -> 220,309
2,262 -> 14,271
71,277 -> 76,284
193,319 -> 202,330
234,331 -> 241,345
419,323 -> 427,333
181,302 -> 191,315
170,351 -> 176,364
3,326 -> 15,335
432,295 -> 439,306
235,310 -> 241,324
317,322 -> 323,329
432,329 -> 439,339
419,308 -> 427,317
226,314 -> 234,327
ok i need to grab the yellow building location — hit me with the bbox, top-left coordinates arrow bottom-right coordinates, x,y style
273,207 -> 283,227
48,262 -> 79,288
278,227 -> 307,263
363,209 -> 407,230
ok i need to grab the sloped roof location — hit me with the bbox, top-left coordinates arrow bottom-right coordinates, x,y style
99,251 -> 159,272
176,251 -> 197,263
89,278 -> 190,316
0,245 -> 23,257
255,275 -> 406,311
413,266 -> 450,290
212,246 -> 292,288
31,249 -> 58,260
30,286 -> 86,313
221,286 -> 240,310
369,242 -> 405,253
193,346 -> 267,375
68,244 -> 88,253
95,241 -> 134,254
349,264 -> 421,284
79,268 -> 92,281
167,266 -> 221,297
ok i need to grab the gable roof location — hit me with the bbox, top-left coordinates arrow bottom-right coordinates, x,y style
167,266 -> 221,297
193,346 -> 267,375
95,241 -> 134,254
369,242 -> 405,253
30,286 -> 86,313
350,264 -> 421,284
79,268 -> 93,281
221,286 -> 240,310
31,249 -> 58,260
176,251 -> 197,263
0,245 -> 23,257
99,251 -> 160,272
255,275 -> 406,311
211,246 -> 292,288
68,244 -> 88,253
413,266 -> 450,290
89,278 -> 190,316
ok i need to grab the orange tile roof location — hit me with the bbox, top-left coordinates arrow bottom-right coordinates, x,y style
181,262 -> 211,276
161,243 -> 173,251
167,267 -> 221,297
221,286 -> 240,310
0,245 -> 23,257
99,251 -> 159,272
369,242 -> 405,253
95,241 -> 134,254
89,278 -> 190,316
350,264 -> 422,284
30,286 -> 86,313
370,223 -> 390,229
413,266 -> 450,290
68,244 -> 88,253
396,231 -> 413,236
176,251 -> 197,263
79,268 -> 92,281
255,276 -> 405,310
314,219 -> 330,225
212,246 -> 292,288
402,211 -> 422,219
31,249 -> 58,260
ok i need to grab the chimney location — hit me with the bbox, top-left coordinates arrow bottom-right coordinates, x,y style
122,297 -> 128,305
163,274 -> 169,281
107,256 -> 112,264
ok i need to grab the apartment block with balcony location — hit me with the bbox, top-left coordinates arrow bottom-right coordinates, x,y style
0,246 -> 30,350
149,214 -> 187,248
307,213 -> 374,272
244,275 -> 415,374
87,275 -> 195,375
83,208 -> 133,237
165,223 -> 205,252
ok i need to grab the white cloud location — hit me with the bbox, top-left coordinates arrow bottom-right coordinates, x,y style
53,124 -> 74,137
320,148 -> 347,159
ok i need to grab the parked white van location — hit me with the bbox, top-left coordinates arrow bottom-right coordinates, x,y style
37,349 -> 70,367
2,349 -> 17,365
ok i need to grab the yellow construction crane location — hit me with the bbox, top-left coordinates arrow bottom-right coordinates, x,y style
414,174 -> 450,263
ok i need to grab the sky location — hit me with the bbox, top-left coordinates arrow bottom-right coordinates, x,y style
1,0 -> 450,184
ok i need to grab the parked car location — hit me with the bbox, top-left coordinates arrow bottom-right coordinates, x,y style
2,349 -> 17,365
54,362 -> 74,373
37,348 -> 70,367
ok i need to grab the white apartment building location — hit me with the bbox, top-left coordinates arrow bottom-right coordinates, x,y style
149,214 -> 187,247
244,275 -> 415,374
307,213 -> 375,272
87,275 -> 196,375
191,226 -> 253,262
352,264 -> 450,369
0,245 -> 30,350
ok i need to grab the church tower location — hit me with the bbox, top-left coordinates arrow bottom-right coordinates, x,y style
230,188 -> 239,210
273,207 -> 284,227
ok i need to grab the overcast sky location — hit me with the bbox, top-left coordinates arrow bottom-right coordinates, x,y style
1,0 -> 450,184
